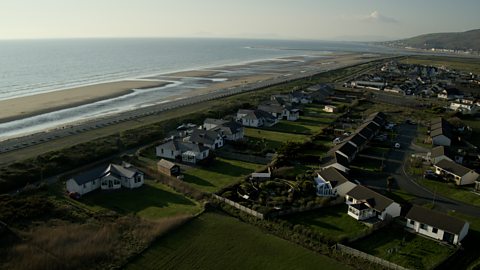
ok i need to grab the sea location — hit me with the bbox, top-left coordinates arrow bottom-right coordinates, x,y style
0,38 -> 396,139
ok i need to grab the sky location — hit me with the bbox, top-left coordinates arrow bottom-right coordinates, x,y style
0,0 -> 479,41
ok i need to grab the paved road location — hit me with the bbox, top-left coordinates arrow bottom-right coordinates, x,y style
378,123 -> 480,217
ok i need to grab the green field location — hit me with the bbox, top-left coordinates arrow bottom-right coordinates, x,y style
125,211 -> 352,270
71,180 -> 202,219
183,157 -> 264,193
283,205 -> 369,242
350,225 -> 454,270
245,128 -> 308,150
400,56 -> 480,74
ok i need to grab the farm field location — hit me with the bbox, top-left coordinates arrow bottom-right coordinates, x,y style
125,211 -> 352,270
183,157 -> 264,193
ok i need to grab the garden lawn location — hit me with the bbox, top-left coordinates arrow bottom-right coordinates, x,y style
76,180 -> 202,219
417,178 -> 480,208
350,225 -> 454,270
182,157 -> 264,193
245,128 -> 307,150
125,211 -> 352,270
283,205 -> 369,242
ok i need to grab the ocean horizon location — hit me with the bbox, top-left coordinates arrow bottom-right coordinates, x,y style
0,38 -> 394,100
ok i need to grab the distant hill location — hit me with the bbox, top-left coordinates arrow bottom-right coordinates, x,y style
382,29 -> 480,52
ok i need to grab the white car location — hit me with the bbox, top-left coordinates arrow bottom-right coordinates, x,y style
394,142 -> 401,149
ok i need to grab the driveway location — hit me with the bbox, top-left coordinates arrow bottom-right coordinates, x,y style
359,123 -> 480,218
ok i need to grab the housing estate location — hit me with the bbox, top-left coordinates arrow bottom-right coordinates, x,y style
406,205 -> 469,245
156,140 -> 210,164
236,109 -> 278,127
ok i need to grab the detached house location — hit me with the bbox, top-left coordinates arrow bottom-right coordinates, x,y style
203,118 -> 244,141
314,167 -> 357,197
188,129 -> 224,149
346,185 -> 401,221
323,153 -> 351,174
236,109 -> 278,127
430,118 -> 453,147
66,163 -> 144,196
438,87 -> 463,100
434,159 -> 479,185
406,205 -> 469,245
258,102 -> 299,121
156,140 -> 210,164
334,141 -> 358,162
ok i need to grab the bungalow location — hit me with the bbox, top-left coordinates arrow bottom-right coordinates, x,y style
236,109 -> 278,127
290,91 -> 312,104
346,185 -> 401,221
323,153 -> 351,173
66,163 -> 144,196
351,81 -> 386,91
449,98 -> 479,114
156,140 -> 210,164
428,146 -> 453,165
434,159 -> 479,185
406,205 -> 469,245
258,103 -> 300,121
203,118 -> 244,141
345,134 -> 368,151
356,124 -> 375,141
203,118 -> 228,130
323,105 -> 338,113
335,141 -> 358,162
430,118 -> 453,147
438,87 -> 464,100
188,129 -> 224,149
366,112 -> 387,127
157,159 -> 180,177
314,167 -> 357,197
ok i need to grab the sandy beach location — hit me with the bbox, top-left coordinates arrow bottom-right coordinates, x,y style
0,80 -> 168,123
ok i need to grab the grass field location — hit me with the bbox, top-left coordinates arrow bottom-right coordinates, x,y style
400,56 -> 480,74
245,128 -> 307,150
125,211 -> 352,270
66,180 -> 202,219
350,225 -> 454,270
283,205 -> 369,242
462,118 -> 480,148
183,157 -> 264,193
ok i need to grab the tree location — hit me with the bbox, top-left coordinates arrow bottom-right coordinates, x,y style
386,176 -> 395,192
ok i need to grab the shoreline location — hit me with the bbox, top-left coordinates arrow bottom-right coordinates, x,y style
0,80 -> 169,123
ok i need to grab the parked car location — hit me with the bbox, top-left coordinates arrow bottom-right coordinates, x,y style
423,170 -> 440,180
394,142 -> 401,149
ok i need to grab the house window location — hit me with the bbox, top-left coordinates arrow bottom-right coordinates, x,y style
432,227 -> 438,233
114,180 -> 120,185
409,220 -> 415,225
92,180 -> 96,185
171,150 -> 174,156
347,197 -> 353,202
83,184 -> 86,188
161,148 -> 164,154
420,223 -> 427,230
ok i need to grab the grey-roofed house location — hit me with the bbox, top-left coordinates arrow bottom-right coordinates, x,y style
434,159 -> 479,185
430,118 -> 453,146
236,109 -> 278,127
66,163 -> 144,196
188,129 -> 224,149
323,152 -> 351,173
203,118 -> 228,130
314,167 -> 357,197
156,140 -> 210,164
335,141 -> 358,162
346,134 -> 368,151
346,185 -> 401,221
406,205 -> 469,245
215,120 -> 244,141
356,124 -> 375,140
428,146 -> 453,164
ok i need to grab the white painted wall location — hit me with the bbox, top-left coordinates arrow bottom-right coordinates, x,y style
156,145 -> 180,159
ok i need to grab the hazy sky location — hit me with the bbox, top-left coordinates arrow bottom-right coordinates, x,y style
0,0 -> 479,41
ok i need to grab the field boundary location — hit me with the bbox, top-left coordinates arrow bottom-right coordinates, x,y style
335,243 -> 409,270
212,194 -> 265,219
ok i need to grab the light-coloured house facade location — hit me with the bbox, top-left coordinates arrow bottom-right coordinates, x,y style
434,159 -> 479,186
156,140 -> 210,164
406,205 -> 469,245
346,185 -> 401,221
314,167 -> 357,197
323,105 -> 338,113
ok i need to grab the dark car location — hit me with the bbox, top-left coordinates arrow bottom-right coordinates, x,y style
423,170 -> 440,180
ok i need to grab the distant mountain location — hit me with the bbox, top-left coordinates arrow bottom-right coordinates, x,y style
382,29 -> 480,52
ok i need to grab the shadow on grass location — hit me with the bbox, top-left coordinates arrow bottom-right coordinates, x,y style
82,183 -> 196,215
182,174 -> 216,188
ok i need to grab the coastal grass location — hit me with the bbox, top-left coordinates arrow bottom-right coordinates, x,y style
400,56 -> 480,74
349,225 -> 454,270
125,211 -> 351,270
62,180 -> 202,219
282,205 -> 369,242
182,157 -> 263,193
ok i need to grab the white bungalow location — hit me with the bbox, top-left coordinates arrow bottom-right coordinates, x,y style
406,205 -> 469,245
434,159 -> 479,186
345,185 -> 401,221
66,163 -> 144,196
314,167 -> 356,197
323,105 -> 338,113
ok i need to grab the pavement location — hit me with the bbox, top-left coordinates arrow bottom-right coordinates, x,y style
359,123 -> 480,218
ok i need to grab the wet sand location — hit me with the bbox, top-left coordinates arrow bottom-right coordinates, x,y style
0,80 -> 169,123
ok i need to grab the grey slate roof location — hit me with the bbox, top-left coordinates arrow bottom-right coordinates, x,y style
406,205 -> 467,235
204,118 -> 227,127
435,159 -> 473,177
317,167 -> 350,188
217,121 -> 243,135
70,165 -> 108,185
336,141 -> 357,158
431,146 -> 446,158
346,185 -> 394,212
189,129 -> 221,145
347,134 -> 367,148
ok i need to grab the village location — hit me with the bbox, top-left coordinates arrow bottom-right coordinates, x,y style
61,58 -> 480,269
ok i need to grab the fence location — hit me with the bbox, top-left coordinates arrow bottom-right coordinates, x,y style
215,151 -> 271,165
335,244 -> 409,270
212,194 -> 265,219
